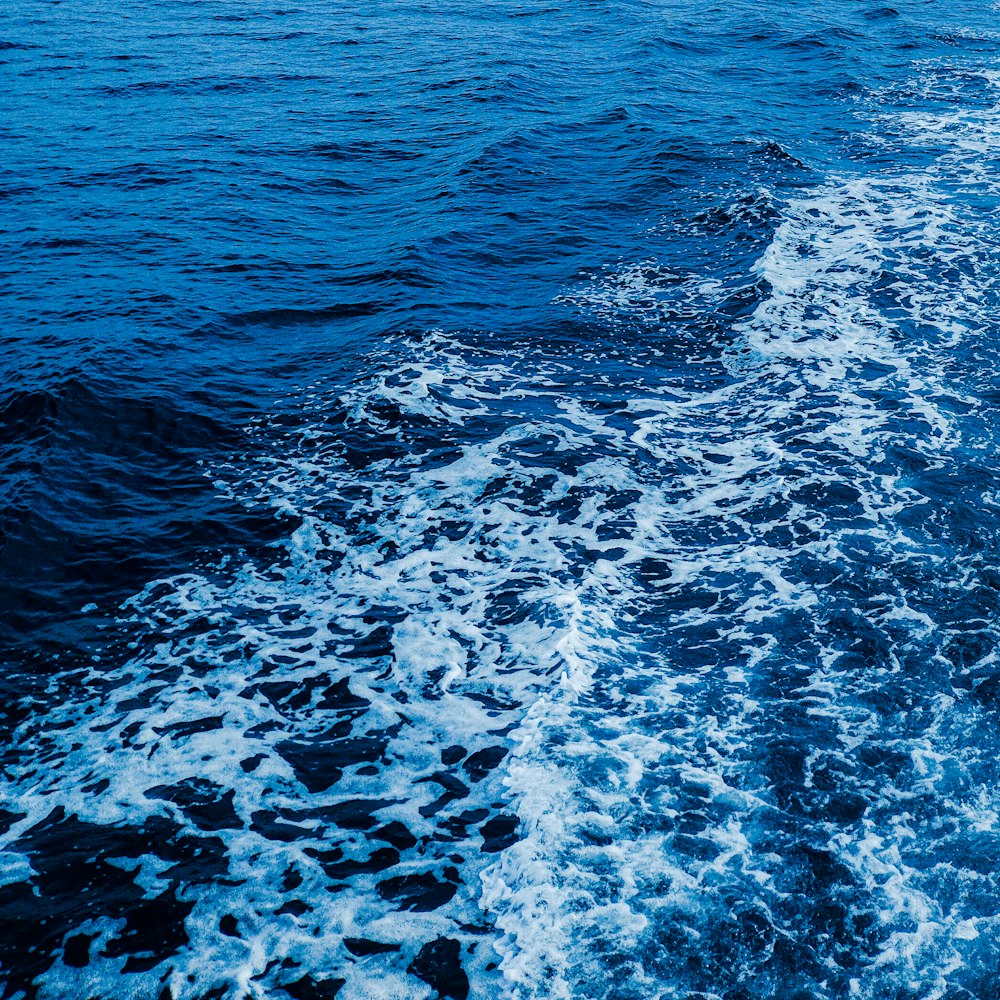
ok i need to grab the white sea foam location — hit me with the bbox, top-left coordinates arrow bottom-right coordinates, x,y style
476,57 -> 1000,1000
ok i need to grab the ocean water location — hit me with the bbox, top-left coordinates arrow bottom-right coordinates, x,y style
4,1 -> 1000,997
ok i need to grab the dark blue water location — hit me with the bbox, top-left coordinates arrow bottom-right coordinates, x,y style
4,1 -> 1000,997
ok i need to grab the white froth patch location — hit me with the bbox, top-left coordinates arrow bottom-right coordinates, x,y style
475,51 -> 1000,1000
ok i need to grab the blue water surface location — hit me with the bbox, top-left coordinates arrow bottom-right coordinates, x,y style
4,1 -> 1000,998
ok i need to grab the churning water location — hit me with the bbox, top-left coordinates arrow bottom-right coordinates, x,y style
4,1 -> 1000,998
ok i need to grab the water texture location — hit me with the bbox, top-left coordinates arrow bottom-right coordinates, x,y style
4,1 -> 1000,998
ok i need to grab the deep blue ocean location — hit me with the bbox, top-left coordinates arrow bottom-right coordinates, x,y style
4,1 -> 1000,997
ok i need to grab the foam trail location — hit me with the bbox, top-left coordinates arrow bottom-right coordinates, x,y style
480,61 -> 1000,1000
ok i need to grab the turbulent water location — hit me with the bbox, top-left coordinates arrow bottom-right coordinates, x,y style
5,1 -> 1000,998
